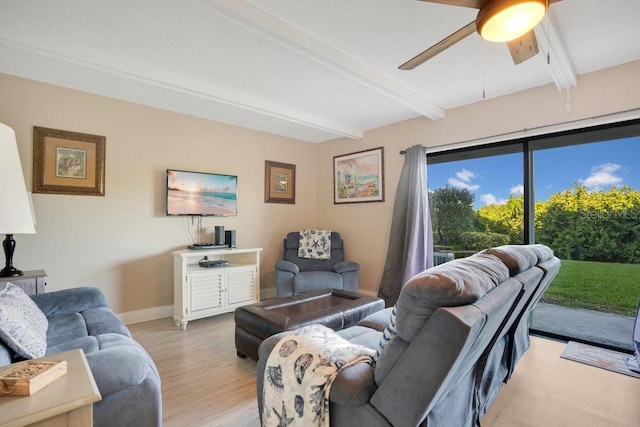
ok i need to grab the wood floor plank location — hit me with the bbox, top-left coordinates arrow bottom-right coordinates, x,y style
129,314 -> 640,426
130,314 -> 259,426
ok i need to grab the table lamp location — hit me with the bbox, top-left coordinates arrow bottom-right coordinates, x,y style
0,122 -> 36,277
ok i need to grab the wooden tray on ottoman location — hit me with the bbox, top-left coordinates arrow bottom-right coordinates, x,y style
0,360 -> 67,396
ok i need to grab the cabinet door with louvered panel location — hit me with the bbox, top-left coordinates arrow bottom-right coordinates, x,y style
188,270 -> 224,316
226,265 -> 258,309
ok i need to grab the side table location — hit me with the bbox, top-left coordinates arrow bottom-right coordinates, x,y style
0,270 -> 47,295
0,349 -> 101,426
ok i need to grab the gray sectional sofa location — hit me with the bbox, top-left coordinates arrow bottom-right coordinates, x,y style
0,286 -> 161,427
257,244 -> 560,427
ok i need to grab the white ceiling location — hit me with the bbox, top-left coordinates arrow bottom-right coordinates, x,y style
1,0 -> 639,143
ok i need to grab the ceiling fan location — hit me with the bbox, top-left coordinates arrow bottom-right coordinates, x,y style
399,0 -> 560,70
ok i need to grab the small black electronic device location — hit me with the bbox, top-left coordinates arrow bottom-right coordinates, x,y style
188,243 -> 228,250
199,259 -> 230,268
215,226 -> 225,245
225,230 -> 236,248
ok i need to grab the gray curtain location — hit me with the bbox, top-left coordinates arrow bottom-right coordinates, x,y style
378,145 -> 433,307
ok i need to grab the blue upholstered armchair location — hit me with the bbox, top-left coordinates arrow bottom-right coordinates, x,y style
275,231 -> 359,297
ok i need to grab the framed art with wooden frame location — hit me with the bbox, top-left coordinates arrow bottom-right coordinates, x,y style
334,146 -> 384,204
32,126 -> 106,196
265,160 -> 296,204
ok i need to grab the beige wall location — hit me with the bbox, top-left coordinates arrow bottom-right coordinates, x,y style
0,73 -> 317,319
316,61 -> 640,295
1,60 -> 639,318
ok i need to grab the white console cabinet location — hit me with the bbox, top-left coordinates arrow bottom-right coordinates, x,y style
173,247 -> 262,329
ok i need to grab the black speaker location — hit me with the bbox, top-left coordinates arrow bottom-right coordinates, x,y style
215,226 -> 225,245
225,230 -> 236,248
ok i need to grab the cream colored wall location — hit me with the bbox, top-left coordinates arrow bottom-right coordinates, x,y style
0,73 -> 317,319
2,60 -> 639,316
316,61 -> 640,295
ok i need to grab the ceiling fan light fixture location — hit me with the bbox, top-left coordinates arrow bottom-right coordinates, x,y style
477,0 -> 546,43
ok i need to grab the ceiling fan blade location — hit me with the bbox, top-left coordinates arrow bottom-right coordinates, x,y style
507,30 -> 539,65
417,0 -> 484,8
399,21 -> 477,70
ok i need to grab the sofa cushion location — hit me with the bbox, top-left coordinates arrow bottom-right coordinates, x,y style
46,306 -> 131,348
357,307 -> 394,331
87,334 -> 155,396
395,253 -> 509,342
31,286 -> 108,318
336,325 -> 382,350
373,333 -> 410,385
46,312 -> 89,347
483,244 -> 554,276
0,283 -> 48,359
47,335 -> 100,355
293,271 -> 343,294
83,307 -> 131,337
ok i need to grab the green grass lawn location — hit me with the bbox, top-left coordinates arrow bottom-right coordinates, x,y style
541,259 -> 640,317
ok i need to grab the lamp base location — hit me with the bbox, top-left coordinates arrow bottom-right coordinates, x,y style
1,234 -> 25,277
0,266 -> 24,277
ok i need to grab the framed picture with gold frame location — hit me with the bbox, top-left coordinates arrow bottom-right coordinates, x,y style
265,160 -> 295,204
32,126 -> 106,196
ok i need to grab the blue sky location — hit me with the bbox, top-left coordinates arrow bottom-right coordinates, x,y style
428,137 -> 640,209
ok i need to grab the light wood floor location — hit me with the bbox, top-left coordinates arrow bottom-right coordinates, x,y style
129,313 -> 640,427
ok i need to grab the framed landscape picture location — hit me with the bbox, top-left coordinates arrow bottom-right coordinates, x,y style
334,147 -> 384,204
265,160 -> 296,204
32,126 -> 106,196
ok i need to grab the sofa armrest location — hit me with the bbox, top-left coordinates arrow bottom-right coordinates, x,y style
333,261 -> 359,274
330,362 -> 377,407
275,260 -> 299,274
31,287 -> 108,318
257,329 -> 375,415
0,342 -> 12,366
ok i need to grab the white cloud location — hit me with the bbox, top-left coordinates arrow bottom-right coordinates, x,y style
579,163 -> 623,191
456,169 -> 476,182
480,194 -> 508,205
480,194 -> 498,205
510,184 -> 524,195
448,177 -> 480,191
448,169 -> 479,190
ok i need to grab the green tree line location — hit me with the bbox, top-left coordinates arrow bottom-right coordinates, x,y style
431,184 -> 640,263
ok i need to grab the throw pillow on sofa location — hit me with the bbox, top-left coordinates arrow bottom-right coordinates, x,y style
0,283 -> 48,359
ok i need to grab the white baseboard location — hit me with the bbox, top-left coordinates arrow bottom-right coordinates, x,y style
119,305 -> 173,325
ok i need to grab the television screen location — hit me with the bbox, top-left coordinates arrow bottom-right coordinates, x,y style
166,169 -> 237,216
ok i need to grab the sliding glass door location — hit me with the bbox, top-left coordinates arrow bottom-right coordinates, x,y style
427,119 -> 640,350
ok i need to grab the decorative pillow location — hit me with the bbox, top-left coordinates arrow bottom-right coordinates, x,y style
374,305 -> 397,363
0,283 -> 48,359
298,229 -> 332,260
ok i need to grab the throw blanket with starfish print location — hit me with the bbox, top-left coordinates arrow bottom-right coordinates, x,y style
298,229 -> 332,260
262,324 -> 376,427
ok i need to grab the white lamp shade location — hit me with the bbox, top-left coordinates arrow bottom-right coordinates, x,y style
0,123 -> 36,235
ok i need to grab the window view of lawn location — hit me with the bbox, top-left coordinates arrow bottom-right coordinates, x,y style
542,260 -> 640,317
428,134 -> 640,325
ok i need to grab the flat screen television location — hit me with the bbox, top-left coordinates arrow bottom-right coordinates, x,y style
166,169 -> 237,216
